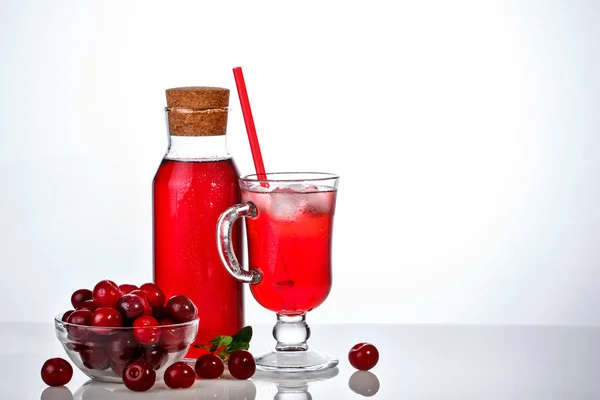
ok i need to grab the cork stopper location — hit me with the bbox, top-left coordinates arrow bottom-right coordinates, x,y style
166,87 -> 230,136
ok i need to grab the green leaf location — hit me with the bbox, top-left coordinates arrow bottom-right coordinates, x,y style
215,349 -> 228,360
227,341 -> 250,353
210,335 -> 233,347
232,326 -> 253,343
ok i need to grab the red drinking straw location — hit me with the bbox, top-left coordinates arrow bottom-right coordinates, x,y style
232,67 -> 267,181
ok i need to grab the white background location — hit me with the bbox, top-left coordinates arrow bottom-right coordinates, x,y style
1,0 -> 599,326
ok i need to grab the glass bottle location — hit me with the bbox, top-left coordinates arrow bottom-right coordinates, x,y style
153,87 -> 243,360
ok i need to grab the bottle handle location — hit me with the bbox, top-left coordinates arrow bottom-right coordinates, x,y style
217,203 -> 262,285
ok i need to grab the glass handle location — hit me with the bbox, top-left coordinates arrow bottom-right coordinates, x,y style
217,202 -> 262,285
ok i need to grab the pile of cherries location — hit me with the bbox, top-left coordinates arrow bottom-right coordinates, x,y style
62,280 -> 197,378
43,279 -> 257,392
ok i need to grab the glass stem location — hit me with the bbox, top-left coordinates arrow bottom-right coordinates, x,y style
273,314 -> 310,352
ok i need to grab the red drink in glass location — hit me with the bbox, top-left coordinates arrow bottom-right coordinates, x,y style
241,188 -> 336,315
218,172 -> 339,372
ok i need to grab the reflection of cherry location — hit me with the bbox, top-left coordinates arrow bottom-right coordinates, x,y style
348,370 -> 380,397
41,386 -> 73,400
348,343 -> 379,371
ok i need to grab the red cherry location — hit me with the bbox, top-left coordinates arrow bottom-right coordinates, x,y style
152,305 -> 168,320
67,309 -> 93,341
133,316 -> 161,345
93,280 -> 123,308
165,295 -> 197,323
116,293 -> 147,323
137,346 -> 168,370
130,290 -> 154,316
71,289 -> 93,309
195,353 -> 224,379
91,307 -> 123,335
164,361 -> 196,389
119,284 -> 139,294
77,299 -> 98,312
107,332 -> 141,364
140,283 -> 166,309
41,358 -> 73,386
227,350 -> 256,380
123,361 -> 156,392
61,310 -> 75,322
348,343 -> 379,371
80,345 -> 111,370
159,318 -> 185,352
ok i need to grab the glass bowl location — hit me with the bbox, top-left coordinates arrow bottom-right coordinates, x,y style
55,315 -> 199,383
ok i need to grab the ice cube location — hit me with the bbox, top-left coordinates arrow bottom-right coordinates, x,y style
247,181 -> 272,193
303,191 -> 334,216
270,191 -> 301,219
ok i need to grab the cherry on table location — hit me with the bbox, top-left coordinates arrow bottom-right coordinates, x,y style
132,316 -> 161,345
93,280 -> 123,308
71,289 -> 93,309
195,353 -> 224,379
119,284 -> 138,294
123,361 -> 156,392
165,295 -> 197,323
116,293 -> 147,322
164,361 -> 196,389
41,358 -> 73,386
348,343 -> 379,371
140,283 -> 166,309
76,299 -> 97,313
227,350 -> 256,380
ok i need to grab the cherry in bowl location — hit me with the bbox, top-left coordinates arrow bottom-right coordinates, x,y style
55,314 -> 199,383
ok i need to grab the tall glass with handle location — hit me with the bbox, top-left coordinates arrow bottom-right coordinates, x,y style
217,172 -> 339,372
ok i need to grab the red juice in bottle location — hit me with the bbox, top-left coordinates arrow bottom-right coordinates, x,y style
241,187 -> 336,315
153,87 -> 243,359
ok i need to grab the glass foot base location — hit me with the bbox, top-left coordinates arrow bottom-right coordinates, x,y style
255,350 -> 339,372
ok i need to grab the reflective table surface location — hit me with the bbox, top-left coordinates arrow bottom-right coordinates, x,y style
2,323 -> 599,399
